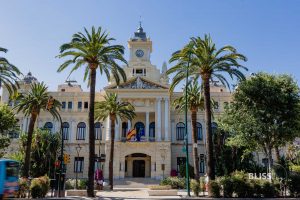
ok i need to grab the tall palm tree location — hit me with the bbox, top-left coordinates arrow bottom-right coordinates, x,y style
167,35 -> 247,186
57,26 -> 127,196
14,82 -> 61,177
95,93 -> 135,190
0,47 -> 21,94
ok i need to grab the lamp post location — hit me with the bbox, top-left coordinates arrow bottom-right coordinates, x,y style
75,144 -> 82,189
184,53 -> 191,196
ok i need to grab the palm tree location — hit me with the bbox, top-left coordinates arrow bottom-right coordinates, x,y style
95,93 -> 135,190
0,47 -> 21,94
57,26 -> 127,196
14,82 -> 61,177
167,35 -> 247,186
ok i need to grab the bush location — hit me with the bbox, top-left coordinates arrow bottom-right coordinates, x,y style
220,176 -> 233,197
288,173 -> 300,197
231,171 -> 253,197
209,180 -> 220,198
30,175 -> 50,198
190,179 -> 200,197
17,177 -> 29,198
249,180 -> 262,197
160,177 -> 185,189
65,179 -> 75,189
199,177 -> 206,193
260,181 -> 279,198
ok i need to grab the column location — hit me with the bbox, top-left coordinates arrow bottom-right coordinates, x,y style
71,120 -> 76,143
106,116 -> 111,141
171,120 -> 175,142
146,112 -> 149,141
164,98 -> 169,141
115,117 -> 120,141
127,120 -> 131,132
156,98 -> 162,141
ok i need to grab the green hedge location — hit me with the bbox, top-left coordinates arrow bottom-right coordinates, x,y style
160,177 -> 185,189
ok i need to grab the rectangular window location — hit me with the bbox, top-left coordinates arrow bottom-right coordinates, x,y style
62,102 -> 66,109
177,157 -> 186,172
200,154 -> 205,173
74,157 -> 84,172
84,102 -> 88,109
78,101 -> 82,110
68,101 -> 73,109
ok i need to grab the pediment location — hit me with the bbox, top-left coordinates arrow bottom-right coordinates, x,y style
105,77 -> 168,90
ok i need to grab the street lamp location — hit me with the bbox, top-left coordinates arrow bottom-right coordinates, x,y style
184,52 -> 192,196
75,144 -> 82,189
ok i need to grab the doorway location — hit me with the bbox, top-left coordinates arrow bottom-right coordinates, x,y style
133,160 -> 145,177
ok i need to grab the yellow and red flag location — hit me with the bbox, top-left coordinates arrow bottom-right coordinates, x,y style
126,129 -> 136,140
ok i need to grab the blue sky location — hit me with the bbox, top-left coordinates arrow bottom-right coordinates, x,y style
1,0 -> 300,91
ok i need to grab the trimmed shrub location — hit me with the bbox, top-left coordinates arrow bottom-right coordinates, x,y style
78,179 -> 88,189
190,179 -> 200,197
220,176 -> 233,197
288,173 -> 300,197
199,177 -> 206,193
30,175 -> 50,198
65,179 -> 75,189
249,180 -> 262,197
209,180 -> 220,198
160,177 -> 185,189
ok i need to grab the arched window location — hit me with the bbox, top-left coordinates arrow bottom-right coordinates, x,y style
44,122 -> 53,133
134,122 -> 145,141
121,122 -> 128,139
149,122 -> 155,141
77,122 -> 86,140
176,122 -> 185,140
62,122 -> 69,140
197,122 -> 203,140
212,122 -> 218,135
94,122 -> 102,140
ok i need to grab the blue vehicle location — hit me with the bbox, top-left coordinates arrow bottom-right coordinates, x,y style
0,159 -> 19,199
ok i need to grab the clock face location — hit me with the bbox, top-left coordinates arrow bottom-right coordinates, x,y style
135,49 -> 144,58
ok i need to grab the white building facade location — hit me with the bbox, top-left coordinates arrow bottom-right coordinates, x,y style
1,25 -> 231,180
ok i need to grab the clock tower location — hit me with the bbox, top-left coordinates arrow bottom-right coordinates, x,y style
128,22 -> 152,63
108,23 -> 168,85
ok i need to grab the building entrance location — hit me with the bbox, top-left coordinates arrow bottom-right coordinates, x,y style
133,160 -> 145,177
125,153 -> 151,178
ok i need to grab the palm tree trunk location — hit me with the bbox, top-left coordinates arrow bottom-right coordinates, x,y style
109,115 -> 116,190
191,110 -> 200,182
202,76 -> 215,192
87,67 -> 96,197
23,113 -> 37,177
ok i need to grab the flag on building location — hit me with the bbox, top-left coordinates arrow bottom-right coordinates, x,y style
126,129 -> 136,140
